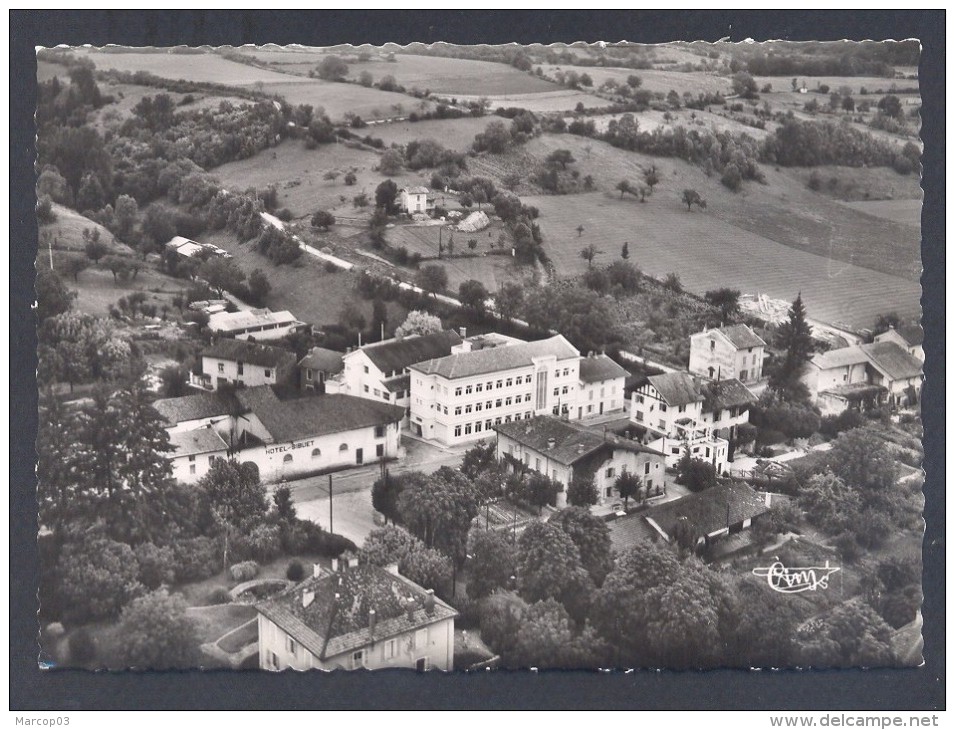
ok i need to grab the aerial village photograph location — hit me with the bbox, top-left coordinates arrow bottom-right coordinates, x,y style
33,37 -> 925,674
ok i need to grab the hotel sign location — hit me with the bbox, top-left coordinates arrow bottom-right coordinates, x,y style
266,439 -> 315,455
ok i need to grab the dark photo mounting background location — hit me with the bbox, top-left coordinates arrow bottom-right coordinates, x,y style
11,9 -> 945,711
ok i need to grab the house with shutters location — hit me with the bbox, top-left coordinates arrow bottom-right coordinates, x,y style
192,339 -> 298,391
801,341 -> 923,415
689,324 -> 766,384
256,557 -> 457,671
325,330 -> 463,414
494,415 -> 666,508
297,347 -> 345,393
628,371 -> 757,473
153,386 -> 405,484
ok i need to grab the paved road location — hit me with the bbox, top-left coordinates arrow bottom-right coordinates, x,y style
271,437 -> 468,547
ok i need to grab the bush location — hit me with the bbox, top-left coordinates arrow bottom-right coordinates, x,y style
286,560 -> 306,582
448,595 -> 482,630
820,410 -> 864,438
880,585 -> 922,629
206,587 -> 233,605
172,537 -> 220,583
57,536 -> 143,623
324,260 -> 339,273
134,542 -> 177,590
232,523 -> 283,563
833,531 -> 862,564
117,588 -> 199,670
229,560 -> 260,582
68,628 -> 97,666
878,553 -> 921,592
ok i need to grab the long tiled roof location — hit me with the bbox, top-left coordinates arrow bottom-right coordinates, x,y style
643,483 -> 769,539
702,378 -> 758,411
168,428 -> 230,458
410,335 -> 579,380
360,330 -> 462,375
494,416 -> 663,466
810,346 -> 869,370
860,341 -> 923,381
202,339 -> 298,369
298,347 -> 345,374
716,324 -> 766,350
153,391 -> 239,425
645,371 -> 704,407
579,354 -> 628,383
256,564 -> 457,661
236,388 -> 405,443
208,308 -> 303,333
608,513 -> 662,554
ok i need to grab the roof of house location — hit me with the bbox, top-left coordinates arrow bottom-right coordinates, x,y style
382,374 -> 411,394
401,186 -> 430,195
877,324 -> 923,347
820,383 -> 888,400
256,564 -> 457,661
644,371 -> 704,407
202,339 -> 298,369
579,353 -> 628,384
608,512 -> 662,554
167,428 -> 230,458
153,391 -> 239,426
695,323 -> 766,350
643,483 -> 769,539
810,346 -> 870,371
208,308 -> 304,333
860,341 -> 923,381
298,347 -> 345,374
236,388 -> 405,443
702,378 -> 758,411
494,416 -> 663,466
410,335 -> 579,380
359,330 -> 463,375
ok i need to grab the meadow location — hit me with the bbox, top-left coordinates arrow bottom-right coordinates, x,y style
537,64 -> 733,97
369,116 -> 492,150
450,89 -> 607,113
842,199 -> 922,227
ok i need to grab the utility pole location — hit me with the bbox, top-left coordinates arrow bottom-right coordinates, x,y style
328,473 -> 334,534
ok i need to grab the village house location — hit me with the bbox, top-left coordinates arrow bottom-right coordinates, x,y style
408,334 -> 589,446
689,324 -> 766,384
629,371 -> 756,473
297,347 -> 345,393
801,340 -> 923,415
164,235 -> 232,260
208,308 -> 308,341
609,482 -> 773,557
494,416 -> 666,508
256,558 -> 457,671
192,339 -> 297,391
325,330 -> 463,414
398,186 -> 433,216
153,387 -> 405,484
577,352 -> 629,419
873,324 -> 924,363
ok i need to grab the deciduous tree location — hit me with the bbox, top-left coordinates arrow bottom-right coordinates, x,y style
395,309 -> 443,338
117,588 -> 199,669
466,529 -> 519,600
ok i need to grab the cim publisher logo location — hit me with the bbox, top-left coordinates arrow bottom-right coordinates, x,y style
752,560 -> 841,594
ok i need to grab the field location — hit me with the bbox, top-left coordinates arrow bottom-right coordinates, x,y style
369,116 -> 492,151
842,199 -> 922,226
576,108 -> 772,140
450,89 -> 607,113
524,191 -> 920,330
69,49 -> 431,122
201,230 -> 409,330
538,64 -> 733,97
751,75 -> 919,97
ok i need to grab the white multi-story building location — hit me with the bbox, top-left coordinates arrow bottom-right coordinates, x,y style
689,324 -> 766,384
191,339 -> 298,391
325,330 -> 463,413
408,334 -> 587,446
398,186 -> 432,216
576,352 -> 628,420
257,559 -> 457,671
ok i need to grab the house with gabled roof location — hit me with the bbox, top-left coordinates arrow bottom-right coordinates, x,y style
398,186 -> 433,216
874,324 -> 924,363
689,324 -> 766,384
256,558 -> 457,671
193,338 -> 298,391
325,330 -> 463,413
577,351 -> 628,420
802,340 -> 923,414
208,308 -> 308,341
298,346 -> 345,392
494,415 -> 666,508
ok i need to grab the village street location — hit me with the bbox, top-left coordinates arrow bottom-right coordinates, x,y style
273,434 -> 469,545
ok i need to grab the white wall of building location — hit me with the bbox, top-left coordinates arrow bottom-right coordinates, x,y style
199,355 -> 284,391
577,377 -> 625,420
802,361 -> 869,400
169,449 -> 228,484
630,384 -> 704,436
689,332 -> 764,383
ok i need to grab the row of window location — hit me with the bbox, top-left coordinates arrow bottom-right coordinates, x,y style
452,411 -> 535,438
453,374 -> 531,398
451,394 -> 533,416
216,361 -> 273,378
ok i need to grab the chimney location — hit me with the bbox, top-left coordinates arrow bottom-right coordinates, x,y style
385,562 -> 400,576
406,597 -> 416,621
547,438 -> 556,449
302,590 -> 315,609
424,589 -> 436,616
459,326 -> 467,338
312,563 -> 323,579
368,608 -> 377,638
